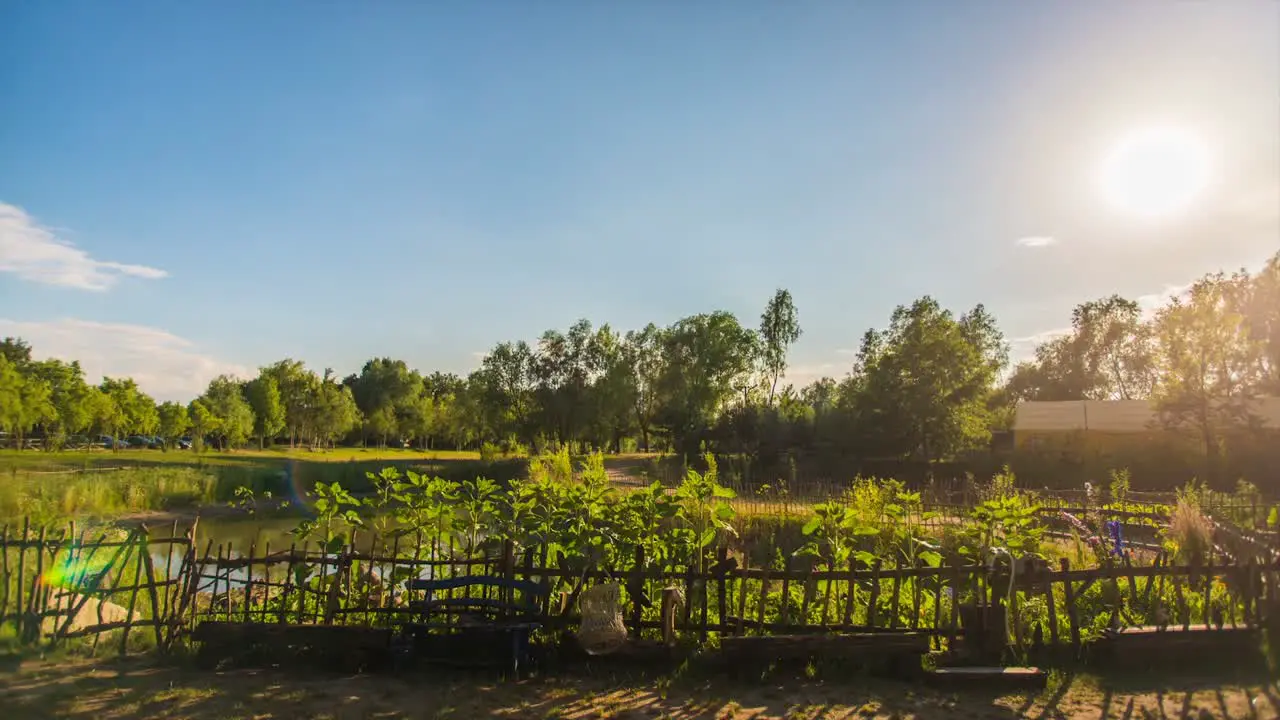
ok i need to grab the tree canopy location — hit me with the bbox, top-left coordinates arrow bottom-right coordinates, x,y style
3,253 -> 1279,482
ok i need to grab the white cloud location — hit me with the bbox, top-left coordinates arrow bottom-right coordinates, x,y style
782,362 -> 845,388
1009,328 -> 1070,361
0,203 -> 168,291
1135,281 -> 1196,317
0,318 -> 250,402
1015,236 -> 1057,248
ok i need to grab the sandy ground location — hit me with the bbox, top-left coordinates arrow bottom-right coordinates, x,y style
2,655 -> 1278,720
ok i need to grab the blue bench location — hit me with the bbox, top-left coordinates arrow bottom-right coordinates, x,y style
397,575 -> 549,677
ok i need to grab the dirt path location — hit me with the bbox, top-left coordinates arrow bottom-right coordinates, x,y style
2,656 -> 1276,720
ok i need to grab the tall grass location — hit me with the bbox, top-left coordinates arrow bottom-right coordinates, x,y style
0,468 -> 229,525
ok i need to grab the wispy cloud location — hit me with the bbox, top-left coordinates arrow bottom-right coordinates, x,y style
782,361 -> 845,388
0,318 -> 249,402
1009,328 -> 1070,361
1015,236 -> 1057,248
0,202 -> 168,291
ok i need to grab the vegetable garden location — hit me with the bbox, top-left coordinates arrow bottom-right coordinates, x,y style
3,452 -> 1278,673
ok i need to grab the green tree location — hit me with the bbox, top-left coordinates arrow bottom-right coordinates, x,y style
1008,295 -> 1155,402
0,337 -> 33,368
187,398 -> 217,452
475,341 -> 538,449
200,375 -> 255,450
244,373 -> 286,449
24,359 -> 95,448
1244,251 -> 1280,393
99,377 -> 159,444
308,370 -> 361,448
656,311 -> 760,457
261,359 -> 315,447
759,288 -> 802,405
534,319 -> 602,449
156,401 -> 191,449
348,358 -> 423,447
853,297 -> 1006,461
1151,271 -> 1264,486
622,324 -> 666,452
399,391 -> 436,449
0,354 -> 28,442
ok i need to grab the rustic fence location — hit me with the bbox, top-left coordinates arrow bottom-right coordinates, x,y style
3,516 -> 1279,664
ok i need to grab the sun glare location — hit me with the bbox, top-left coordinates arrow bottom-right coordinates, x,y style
1098,126 -> 1212,220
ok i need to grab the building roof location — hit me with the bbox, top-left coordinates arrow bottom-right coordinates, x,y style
1013,398 -> 1280,432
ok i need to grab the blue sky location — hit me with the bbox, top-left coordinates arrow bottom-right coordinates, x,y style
2,2 -> 1277,401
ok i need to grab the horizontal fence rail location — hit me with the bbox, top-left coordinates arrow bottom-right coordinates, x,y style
4,516 -> 1279,663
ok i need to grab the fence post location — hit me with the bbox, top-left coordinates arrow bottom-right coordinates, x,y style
15,518 -> 28,641
0,524 -> 10,633
140,526 -> 165,649
120,530 -> 146,655
628,546 -> 644,638
1060,558 -> 1081,657
867,560 -> 882,628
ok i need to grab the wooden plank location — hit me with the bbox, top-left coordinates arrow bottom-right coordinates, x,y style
888,565 -> 902,629
629,546 -> 644,638
948,564 -> 961,651
734,564 -> 748,636
867,560 -> 882,628
715,547 -> 728,637
910,559 -> 922,631
243,541 -> 256,624
15,518 -> 27,639
755,566 -> 770,636
120,531 -> 147,655
161,520 -> 178,626
1043,569 -> 1059,646
280,541 -> 297,625
778,550 -> 788,625
1060,558 -> 1080,655
0,525 -> 9,632
1203,558 -> 1214,629
140,527 -> 165,649
841,555 -> 857,626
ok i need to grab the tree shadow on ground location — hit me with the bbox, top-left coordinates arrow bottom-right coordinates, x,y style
2,653 -> 1276,720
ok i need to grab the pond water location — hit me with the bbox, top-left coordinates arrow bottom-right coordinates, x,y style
143,514 -> 471,591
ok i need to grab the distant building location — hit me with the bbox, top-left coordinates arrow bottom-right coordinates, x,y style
1012,398 -> 1280,481
1013,398 -> 1280,442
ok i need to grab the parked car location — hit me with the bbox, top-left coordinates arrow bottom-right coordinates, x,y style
177,437 -> 193,450
126,435 -> 162,449
98,435 -> 128,450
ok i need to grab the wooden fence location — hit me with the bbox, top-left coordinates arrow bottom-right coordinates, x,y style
3,517 -> 1278,662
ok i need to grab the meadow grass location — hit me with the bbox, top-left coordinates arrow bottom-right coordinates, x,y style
0,447 -> 483,472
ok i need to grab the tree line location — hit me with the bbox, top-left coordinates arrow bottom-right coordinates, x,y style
1,253 -> 1277,482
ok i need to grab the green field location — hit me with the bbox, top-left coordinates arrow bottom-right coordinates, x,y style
0,448 -> 533,526
0,447 -> 485,471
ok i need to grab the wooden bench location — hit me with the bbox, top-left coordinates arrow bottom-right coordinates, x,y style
397,576 -> 549,677
718,632 -> 930,679
191,621 -> 393,671
1090,625 -> 1263,669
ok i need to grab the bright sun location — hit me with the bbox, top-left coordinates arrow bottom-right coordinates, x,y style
1098,126 -> 1212,220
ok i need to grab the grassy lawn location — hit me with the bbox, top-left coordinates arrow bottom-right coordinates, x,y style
1,654 -> 1275,720
0,447 -> 485,472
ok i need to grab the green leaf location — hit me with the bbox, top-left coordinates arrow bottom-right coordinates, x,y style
853,550 -> 875,567
712,485 -> 736,499
801,517 -> 823,536
918,550 -> 943,568
699,527 -> 717,548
